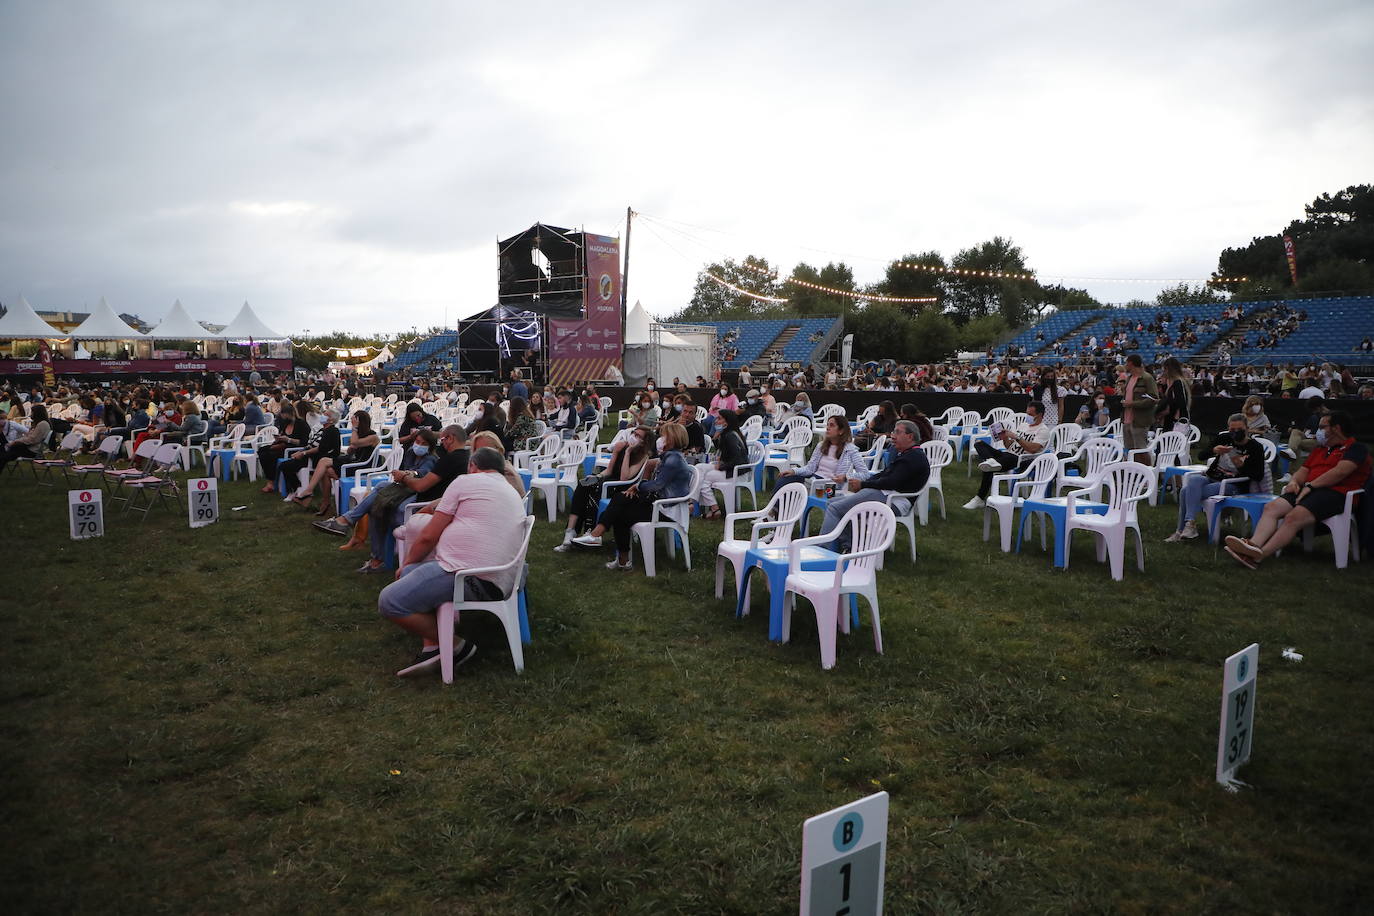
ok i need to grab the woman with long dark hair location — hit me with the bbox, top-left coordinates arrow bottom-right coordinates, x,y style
695,408 -> 749,520
1032,367 -> 1067,426
554,426 -> 652,548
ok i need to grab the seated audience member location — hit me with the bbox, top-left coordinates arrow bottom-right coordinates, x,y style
1226,411 -> 1370,569
620,390 -> 660,431
674,400 -> 707,459
791,392 -> 815,421
570,422 -> 694,570
854,400 -> 897,450
1165,414 -> 1267,542
316,427 -> 445,543
0,405 -> 50,472
257,403 -> 310,492
554,426 -> 652,549
502,397 -> 539,454
899,403 -> 934,444
777,414 -> 866,490
377,447 -> 528,676
342,428 -> 465,569
738,388 -> 767,425
158,400 -> 208,449
963,401 -> 1051,510
576,395 -> 600,429
695,408 -> 749,520
397,401 -> 442,453
130,401 -> 183,459
281,409 -> 342,502
292,410 -> 380,515
242,395 -> 268,433
1285,396 -> 1326,461
817,419 -> 929,545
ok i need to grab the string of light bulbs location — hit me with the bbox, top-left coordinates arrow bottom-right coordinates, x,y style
703,271 -> 791,303
637,212 -> 1250,288
290,331 -> 429,353
731,260 -> 939,303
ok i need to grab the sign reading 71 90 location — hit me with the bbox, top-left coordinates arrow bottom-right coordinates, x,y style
188,477 -> 219,528
68,488 -> 104,540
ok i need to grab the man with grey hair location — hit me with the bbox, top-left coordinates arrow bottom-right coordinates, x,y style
1164,413 -> 1267,542
379,446 -> 527,676
817,419 -> 930,545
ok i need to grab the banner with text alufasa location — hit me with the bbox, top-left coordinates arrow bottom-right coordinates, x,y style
549,234 -> 622,364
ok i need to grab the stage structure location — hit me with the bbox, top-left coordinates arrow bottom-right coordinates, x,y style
455,305 -> 543,377
496,222 -> 624,387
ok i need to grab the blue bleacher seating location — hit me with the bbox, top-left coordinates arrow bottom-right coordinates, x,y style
698,317 -> 842,368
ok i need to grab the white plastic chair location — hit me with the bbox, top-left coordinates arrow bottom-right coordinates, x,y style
1129,430 -> 1189,503
764,421 -> 814,479
811,403 -> 846,435
780,501 -> 896,670
1298,488 -> 1364,569
1063,462 -> 1157,580
1048,423 -> 1083,456
1201,437 -> 1278,539
529,439 -> 589,523
1055,438 -> 1124,498
740,415 -> 764,444
985,406 -> 1014,426
916,439 -> 953,524
983,452 -> 1060,553
715,482 -> 809,604
860,435 -> 888,475
631,464 -> 708,577
435,515 -> 536,679
712,440 -> 768,515
231,425 -> 277,482
514,430 -> 560,470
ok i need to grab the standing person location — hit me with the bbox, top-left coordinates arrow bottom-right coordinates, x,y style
1226,411 -> 1370,569
1155,357 -> 1190,430
508,369 -> 529,402
502,397 -> 539,454
1032,367 -> 1068,427
377,447 -> 527,676
571,423 -> 695,570
1120,354 -> 1159,463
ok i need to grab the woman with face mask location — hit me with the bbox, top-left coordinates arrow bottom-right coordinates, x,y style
704,384 -> 739,437
1241,395 -> 1277,444
694,408 -> 748,521
554,426 -> 653,549
1033,369 -> 1068,426
571,422 -> 693,570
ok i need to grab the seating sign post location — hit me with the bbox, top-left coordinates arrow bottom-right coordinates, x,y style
68,488 -> 104,540
188,477 -> 219,529
800,791 -> 887,916
1216,643 -> 1259,791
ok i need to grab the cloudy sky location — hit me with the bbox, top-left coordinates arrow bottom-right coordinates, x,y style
2,0 -> 1370,336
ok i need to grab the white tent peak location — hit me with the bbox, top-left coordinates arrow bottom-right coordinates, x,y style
146,299 -> 224,340
69,297 -> 146,340
0,294 -> 67,339
625,300 -> 690,347
219,301 -> 287,341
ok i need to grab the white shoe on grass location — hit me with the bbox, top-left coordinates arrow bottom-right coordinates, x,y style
962,496 -> 985,510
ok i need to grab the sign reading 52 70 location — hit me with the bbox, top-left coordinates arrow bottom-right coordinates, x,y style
188,477 -> 219,528
68,488 -> 104,540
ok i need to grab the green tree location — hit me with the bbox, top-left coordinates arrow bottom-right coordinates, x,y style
908,310 -> 959,362
958,314 -> 1009,352
1154,282 -> 1226,308
942,237 -> 1038,326
674,256 -> 784,322
867,251 -> 946,312
847,303 -> 915,362
787,261 -> 857,316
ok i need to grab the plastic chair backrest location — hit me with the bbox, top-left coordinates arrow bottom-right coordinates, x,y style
1101,462 -> 1156,515
857,404 -> 878,424
760,482 -> 809,547
986,407 -> 1014,425
1017,452 -> 1061,499
1081,438 -> 1124,477
557,439 -> 589,470
741,415 -> 764,443
959,409 -> 982,429
835,501 -> 897,572
780,415 -> 811,440
816,404 -> 845,421
1153,431 -> 1189,467
920,439 -> 954,470
1049,423 -> 1083,453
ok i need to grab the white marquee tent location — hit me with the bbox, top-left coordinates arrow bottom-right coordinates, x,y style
219,301 -> 287,341
0,295 -> 66,339
68,297 -> 146,340
621,301 -> 712,387
145,299 -> 224,340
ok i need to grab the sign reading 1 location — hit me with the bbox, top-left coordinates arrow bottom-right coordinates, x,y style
188,477 -> 219,528
68,488 -> 105,540
1216,642 -> 1259,790
800,791 -> 888,915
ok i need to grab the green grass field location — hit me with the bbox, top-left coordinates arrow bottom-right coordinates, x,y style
2,453 -> 1372,914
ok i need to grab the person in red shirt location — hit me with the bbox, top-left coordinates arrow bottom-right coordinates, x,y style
1226,411 -> 1369,568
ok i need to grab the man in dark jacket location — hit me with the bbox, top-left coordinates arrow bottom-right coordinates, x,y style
818,419 -> 930,546
1165,413 -> 1267,543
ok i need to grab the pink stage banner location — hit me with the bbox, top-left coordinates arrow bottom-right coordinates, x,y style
548,233 -> 622,385
0,358 -> 294,376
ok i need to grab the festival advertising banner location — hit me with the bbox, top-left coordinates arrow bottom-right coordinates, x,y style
0,358 -> 294,377
548,233 -> 622,386
37,339 -> 56,387
1282,235 -> 1299,286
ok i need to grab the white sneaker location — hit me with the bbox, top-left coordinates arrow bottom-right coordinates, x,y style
978,458 -> 1003,472
962,496 -> 986,510
1180,520 -> 1199,539
604,558 -> 632,570
572,533 -> 602,547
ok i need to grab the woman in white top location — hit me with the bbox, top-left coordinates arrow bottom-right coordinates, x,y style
1032,368 -> 1068,426
776,416 -> 866,490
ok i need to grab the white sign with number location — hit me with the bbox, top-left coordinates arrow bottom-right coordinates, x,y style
68,488 -> 104,540
188,476 -> 219,528
801,791 -> 888,916
1216,642 -> 1259,788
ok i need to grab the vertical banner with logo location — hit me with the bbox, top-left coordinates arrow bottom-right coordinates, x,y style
548,233 -> 622,387
38,339 -> 56,388
1282,235 -> 1299,286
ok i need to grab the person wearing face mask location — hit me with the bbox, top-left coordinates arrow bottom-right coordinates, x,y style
622,391 -> 660,430
704,384 -> 739,436
791,392 -> 815,421
554,426 -> 652,550
739,388 -> 767,424
1226,411 -> 1370,568
695,408 -> 748,520
281,408 -> 342,506
571,422 -> 694,569
1241,395 -> 1276,445
659,394 -> 680,422
1166,414 -> 1267,542
1033,369 -> 1068,426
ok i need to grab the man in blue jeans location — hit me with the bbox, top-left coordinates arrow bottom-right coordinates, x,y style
818,420 -> 929,549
